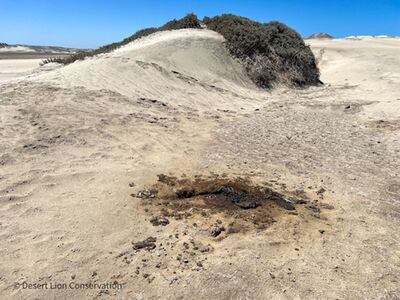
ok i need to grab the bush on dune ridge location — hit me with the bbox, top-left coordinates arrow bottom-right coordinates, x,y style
44,13 -> 320,88
203,14 -> 320,87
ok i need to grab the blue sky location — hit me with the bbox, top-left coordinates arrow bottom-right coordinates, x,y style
1,0 -> 399,48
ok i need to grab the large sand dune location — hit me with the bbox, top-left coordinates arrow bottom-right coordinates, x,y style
0,30 -> 399,299
36,29 -> 262,109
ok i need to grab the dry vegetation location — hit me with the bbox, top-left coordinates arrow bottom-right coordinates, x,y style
204,14 -> 320,87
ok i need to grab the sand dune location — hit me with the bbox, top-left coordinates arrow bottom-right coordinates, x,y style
0,29 -> 399,299
0,46 -> 36,53
35,29 -> 262,110
0,43 -> 84,54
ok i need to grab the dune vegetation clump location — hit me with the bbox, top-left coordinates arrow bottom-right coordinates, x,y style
204,14 -> 320,87
161,13 -> 201,30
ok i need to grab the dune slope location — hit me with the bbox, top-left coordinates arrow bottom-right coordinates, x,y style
36,29 -> 262,110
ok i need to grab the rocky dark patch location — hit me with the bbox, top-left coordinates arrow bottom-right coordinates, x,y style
268,192 -> 296,210
131,174 -> 320,234
210,225 -> 225,237
150,216 -> 170,226
176,185 -> 262,209
132,237 -> 157,250
157,174 -> 178,186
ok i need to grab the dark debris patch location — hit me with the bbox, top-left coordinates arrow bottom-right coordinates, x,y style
132,237 -> 157,251
173,178 -> 296,211
150,216 -> 170,226
132,174 -> 323,233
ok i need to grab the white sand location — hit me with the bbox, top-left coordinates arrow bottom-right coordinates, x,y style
1,30 -> 399,299
307,37 -> 400,120
0,59 -> 43,83
36,29 -> 261,110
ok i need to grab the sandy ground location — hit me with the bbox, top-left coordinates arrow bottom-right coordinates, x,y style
0,59 -> 43,83
0,30 -> 399,299
0,51 -> 73,84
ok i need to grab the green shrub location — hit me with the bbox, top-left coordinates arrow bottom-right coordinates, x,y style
161,13 -> 201,30
204,14 -> 320,87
